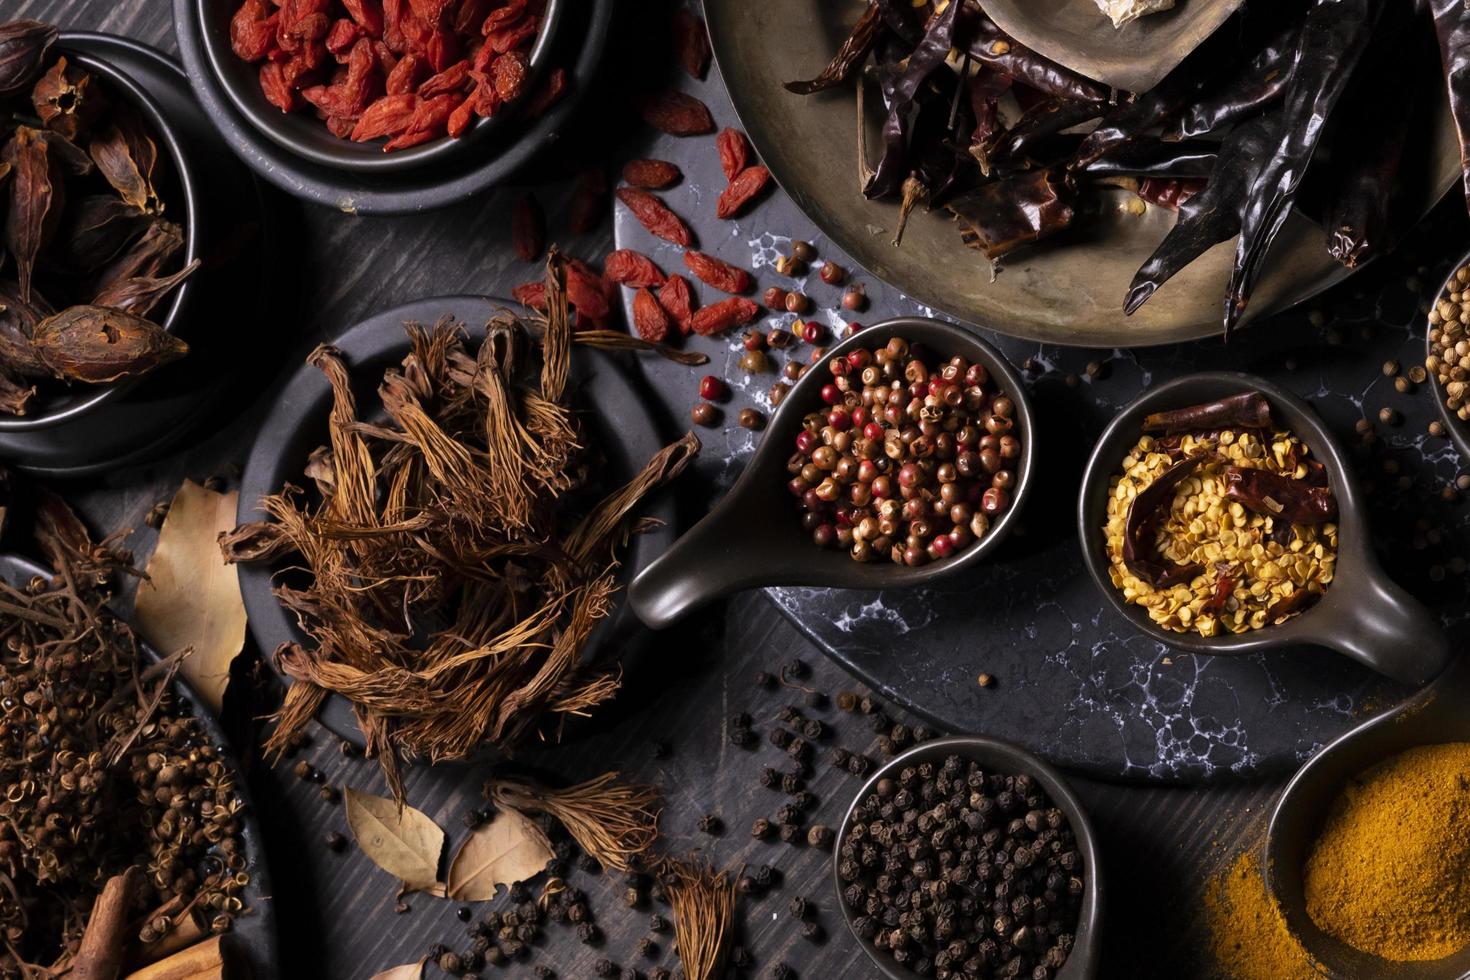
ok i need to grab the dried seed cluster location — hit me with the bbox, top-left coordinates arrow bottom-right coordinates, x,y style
1428,262 -> 1470,424
788,336 -> 1021,566
1104,429 -> 1337,636
838,755 -> 1083,979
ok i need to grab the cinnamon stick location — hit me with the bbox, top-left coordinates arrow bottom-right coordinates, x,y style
122,935 -> 229,980
73,867 -> 143,980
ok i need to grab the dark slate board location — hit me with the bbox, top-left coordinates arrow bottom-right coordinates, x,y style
613,50 -> 1470,783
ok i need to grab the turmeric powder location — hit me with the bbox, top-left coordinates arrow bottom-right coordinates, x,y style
1304,742 -> 1470,961
1204,849 -> 1318,980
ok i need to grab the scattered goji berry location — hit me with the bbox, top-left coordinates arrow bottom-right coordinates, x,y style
637,91 -> 715,137
672,10 -> 711,80
523,67 -> 568,118
512,281 -> 546,309
622,159 -> 682,190
565,258 -> 613,322
716,127 -> 750,183
683,251 -> 752,294
632,288 -> 671,343
716,165 -> 771,219
569,170 -> 608,235
691,297 -> 760,336
658,275 -> 695,334
617,188 -> 693,247
604,249 -> 667,289
512,194 -> 545,263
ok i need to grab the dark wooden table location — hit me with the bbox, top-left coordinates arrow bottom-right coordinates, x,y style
8,1 -> 1380,977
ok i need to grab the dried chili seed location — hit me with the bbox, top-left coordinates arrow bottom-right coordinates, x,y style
716,127 -> 751,182
637,90 -> 715,136
512,193 -> 544,263
716,166 -> 771,220
672,9 -> 712,79
683,251 -> 752,294
657,274 -> 695,334
622,158 -> 682,190
605,249 -> 667,288
631,288 -> 671,343
691,298 -> 760,336
617,188 -> 693,247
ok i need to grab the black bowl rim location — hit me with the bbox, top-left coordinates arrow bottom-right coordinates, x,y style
1075,371 -> 1367,655
235,293 -> 677,746
1426,252 -> 1470,464
172,0 -> 615,213
192,0 -> 566,174
0,36 -> 201,433
0,552 -> 279,976
833,734 -> 1104,980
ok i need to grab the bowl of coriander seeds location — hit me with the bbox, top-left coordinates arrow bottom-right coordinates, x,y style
1426,253 -> 1470,464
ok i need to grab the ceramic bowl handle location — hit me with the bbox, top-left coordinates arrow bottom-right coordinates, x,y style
628,511 -> 765,630
1313,575 -> 1450,687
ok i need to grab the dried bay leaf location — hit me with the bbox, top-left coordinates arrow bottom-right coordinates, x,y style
446,806 -> 553,901
93,258 -> 200,317
31,304 -> 187,383
0,20 -> 57,97
3,126 -> 63,302
371,960 -> 427,980
345,788 -> 446,895
133,480 -> 247,714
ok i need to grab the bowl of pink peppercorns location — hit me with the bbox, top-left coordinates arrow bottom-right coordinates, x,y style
628,317 -> 1034,629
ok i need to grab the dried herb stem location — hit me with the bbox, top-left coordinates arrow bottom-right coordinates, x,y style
489,772 -> 661,874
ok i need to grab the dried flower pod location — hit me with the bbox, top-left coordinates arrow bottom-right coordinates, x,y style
32,56 -> 108,140
53,194 -> 149,272
0,278 -> 54,378
88,112 -> 162,213
0,20 -> 58,97
3,125 -> 64,301
31,304 -> 188,382
92,219 -> 184,294
91,258 -> 200,317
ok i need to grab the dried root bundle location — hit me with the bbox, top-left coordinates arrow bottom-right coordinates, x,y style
659,857 -> 739,980
489,772 -> 661,874
222,254 -> 700,799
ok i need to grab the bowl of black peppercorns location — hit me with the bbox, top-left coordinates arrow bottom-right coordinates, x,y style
834,736 -> 1103,980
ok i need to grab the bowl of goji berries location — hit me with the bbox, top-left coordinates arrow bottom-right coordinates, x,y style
189,0 -> 566,174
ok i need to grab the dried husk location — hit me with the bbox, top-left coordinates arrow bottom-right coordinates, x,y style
91,219 -> 183,298
0,277 -> 54,378
30,304 -> 188,383
92,258 -> 199,316
53,194 -> 150,273
222,252 -> 700,800
32,55 -> 108,140
88,112 -> 162,214
3,125 -> 63,302
0,20 -> 57,97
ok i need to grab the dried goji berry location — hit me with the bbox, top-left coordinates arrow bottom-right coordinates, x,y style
386,52 -> 426,94
523,67 -> 568,118
691,297 -> 760,336
408,0 -> 452,23
604,249 -> 667,289
352,93 -> 416,140
671,10 -> 711,80
382,92 -> 457,149
683,251 -> 752,294
632,288 -> 671,343
716,127 -> 750,183
447,93 -> 475,137
565,259 -> 613,321
425,26 -> 458,71
259,62 -> 297,111
486,19 -> 537,55
716,165 -> 771,220
569,170 -> 608,235
617,188 -> 693,248
232,0 -> 280,61
512,281 -> 546,309
512,194 -> 544,263
490,51 -> 528,101
637,90 -> 715,137
342,0 -> 385,36
417,58 -> 468,97
658,275 -> 695,334
622,159 -> 682,190
466,69 -> 501,116
325,18 -> 363,57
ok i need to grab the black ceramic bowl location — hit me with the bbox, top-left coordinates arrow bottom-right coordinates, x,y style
1426,251 -> 1470,464
1077,371 -> 1449,686
0,553 -> 279,979
236,295 -> 676,746
191,0 -> 564,174
0,43 -> 200,434
834,735 -> 1104,980
628,317 -> 1036,629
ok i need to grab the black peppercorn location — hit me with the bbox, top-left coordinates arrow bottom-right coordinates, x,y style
769,728 -> 792,749
577,922 -> 600,944
438,953 -> 462,974
649,914 -> 667,932
807,824 -> 834,849
698,813 -> 722,834
801,920 -> 825,943
802,719 -> 827,740
594,959 -> 616,977
789,897 -> 810,919
729,727 -> 756,747
756,671 -> 777,689
325,831 -> 346,852
779,822 -> 802,844
784,658 -> 809,679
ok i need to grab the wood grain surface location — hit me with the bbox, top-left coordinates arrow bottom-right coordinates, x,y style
4,1 -> 1336,977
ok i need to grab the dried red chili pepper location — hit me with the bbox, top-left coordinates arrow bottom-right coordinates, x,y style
616,188 -> 693,247
658,274 -> 695,334
715,127 -> 750,183
716,165 -> 770,219
512,193 -> 544,263
1201,572 -> 1235,616
672,10 -> 711,80
683,251 -> 752,294
568,169 -> 608,235
1122,454 -> 1209,586
632,287 -> 671,343
622,158 -> 682,190
784,0 -> 883,96
1141,392 -> 1274,435
637,90 -> 715,137
1223,467 -> 1337,525
691,297 -> 759,336
604,249 -> 666,288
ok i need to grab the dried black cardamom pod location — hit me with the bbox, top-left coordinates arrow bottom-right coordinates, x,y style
0,20 -> 58,98
31,304 -> 187,383
32,55 -> 108,140
53,194 -> 148,272
91,218 -> 183,295
88,111 -> 161,214
2,125 -> 64,303
92,258 -> 199,317
0,277 -> 55,378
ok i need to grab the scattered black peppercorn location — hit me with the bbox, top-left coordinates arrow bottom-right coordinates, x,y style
319,785 -> 340,804
291,760 -> 312,780
847,754 -> 870,777
636,937 -> 657,959
729,727 -> 757,748
800,920 -> 825,943
785,738 -> 810,762
802,719 -> 827,740
577,854 -> 602,874
649,970 -> 671,980
623,887 -> 643,908
778,705 -> 804,725
534,967 -> 554,979
325,831 -> 346,853
837,691 -> 858,711
756,670 -> 777,689
649,914 -> 667,933
438,953 -> 463,974
789,897 -> 810,920
577,922 -> 601,945
768,728 -> 793,749
751,818 -> 774,840
737,874 -> 760,895
769,964 -> 794,980
620,967 -> 641,980
780,772 -> 804,795
829,747 -> 850,768
806,824 -> 833,849
778,822 -> 802,844
698,813 -> 722,835
783,658 -> 809,680
594,959 -> 616,978
751,865 -> 777,889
